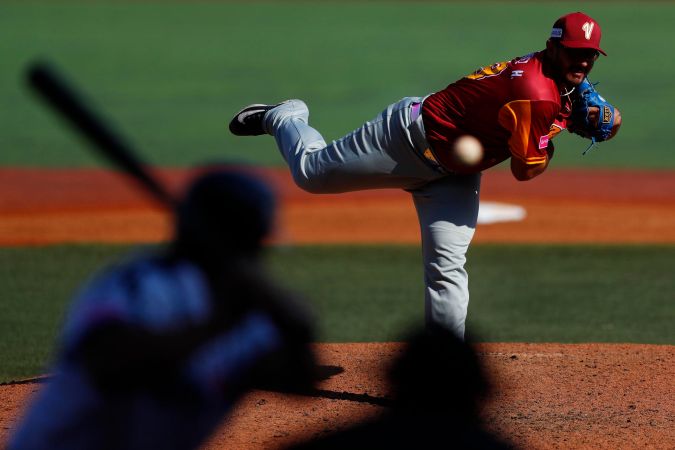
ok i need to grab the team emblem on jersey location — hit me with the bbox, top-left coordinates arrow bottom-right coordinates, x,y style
582,22 -> 595,40
466,62 -> 508,81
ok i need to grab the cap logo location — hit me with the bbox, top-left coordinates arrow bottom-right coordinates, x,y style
551,27 -> 563,38
582,22 -> 595,40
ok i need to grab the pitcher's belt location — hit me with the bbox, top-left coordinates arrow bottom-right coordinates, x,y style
409,102 -> 447,174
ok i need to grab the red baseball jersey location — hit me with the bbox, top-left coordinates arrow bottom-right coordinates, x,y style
422,51 -> 570,174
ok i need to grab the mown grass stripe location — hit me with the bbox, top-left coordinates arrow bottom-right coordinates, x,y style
1,243 -> 673,381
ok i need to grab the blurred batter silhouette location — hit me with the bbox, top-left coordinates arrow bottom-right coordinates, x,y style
9,167 -> 317,450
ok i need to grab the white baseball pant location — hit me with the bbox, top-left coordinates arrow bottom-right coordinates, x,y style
263,97 -> 480,337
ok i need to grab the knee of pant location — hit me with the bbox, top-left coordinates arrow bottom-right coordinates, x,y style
426,261 -> 468,289
291,171 -> 327,194
424,245 -> 470,286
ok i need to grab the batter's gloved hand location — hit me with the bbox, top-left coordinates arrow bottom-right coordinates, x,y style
568,78 -> 620,153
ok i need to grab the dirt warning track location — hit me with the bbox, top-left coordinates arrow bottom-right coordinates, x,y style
1,168 -> 674,245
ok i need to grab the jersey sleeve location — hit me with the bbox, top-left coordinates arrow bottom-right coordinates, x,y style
497,99 -> 560,165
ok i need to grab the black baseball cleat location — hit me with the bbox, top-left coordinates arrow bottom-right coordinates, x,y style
229,103 -> 281,136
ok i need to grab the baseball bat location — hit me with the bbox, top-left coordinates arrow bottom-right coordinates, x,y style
26,61 -> 176,209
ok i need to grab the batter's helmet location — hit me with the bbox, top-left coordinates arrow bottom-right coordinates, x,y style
174,166 -> 277,263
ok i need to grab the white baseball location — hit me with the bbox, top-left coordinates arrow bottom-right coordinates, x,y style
453,135 -> 484,166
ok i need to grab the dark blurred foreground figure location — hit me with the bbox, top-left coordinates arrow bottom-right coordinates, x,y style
9,167 -> 318,450
288,327 -> 515,450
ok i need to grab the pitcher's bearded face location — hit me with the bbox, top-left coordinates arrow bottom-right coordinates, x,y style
549,41 -> 599,86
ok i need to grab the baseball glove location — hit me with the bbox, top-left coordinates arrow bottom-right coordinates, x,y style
568,78 -> 616,152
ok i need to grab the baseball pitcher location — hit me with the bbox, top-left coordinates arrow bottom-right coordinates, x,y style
228,12 -> 621,338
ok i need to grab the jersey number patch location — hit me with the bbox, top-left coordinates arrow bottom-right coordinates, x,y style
466,62 -> 508,81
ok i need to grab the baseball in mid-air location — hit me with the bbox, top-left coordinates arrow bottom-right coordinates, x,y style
453,135 -> 483,166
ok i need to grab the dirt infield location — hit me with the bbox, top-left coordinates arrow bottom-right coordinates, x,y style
215,343 -> 675,449
1,344 -> 673,449
1,168 -> 674,449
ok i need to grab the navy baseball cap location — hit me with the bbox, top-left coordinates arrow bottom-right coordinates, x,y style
551,12 -> 606,56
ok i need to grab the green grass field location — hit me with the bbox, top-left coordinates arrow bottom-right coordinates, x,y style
2,244 -> 673,381
2,1 -> 675,168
